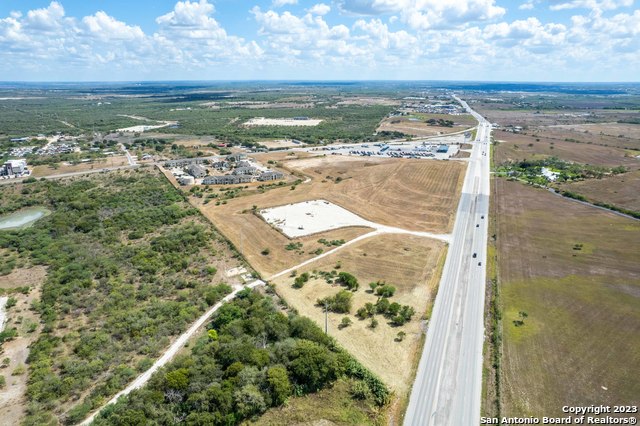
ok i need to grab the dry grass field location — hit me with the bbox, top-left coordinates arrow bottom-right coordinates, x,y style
196,156 -> 464,277
272,233 -> 446,393
377,113 -> 475,137
257,139 -> 306,149
198,199 -> 372,277
493,129 -> 638,167
247,379 -> 384,426
494,179 -> 640,416
31,156 -> 130,177
282,156 -> 466,232
556,169 -> 640,213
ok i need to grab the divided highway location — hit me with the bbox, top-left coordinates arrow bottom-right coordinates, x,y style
404,96 -> 491,426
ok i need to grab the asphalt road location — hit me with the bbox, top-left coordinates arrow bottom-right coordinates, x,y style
404,96 -> 491,426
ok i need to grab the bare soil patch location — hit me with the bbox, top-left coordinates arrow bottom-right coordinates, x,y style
0,266 -> 46,290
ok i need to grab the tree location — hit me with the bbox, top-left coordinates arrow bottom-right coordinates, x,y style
207,329 -> 219,341
267,366 -> 291,406
234,384 -> 267,418
337,272 -> 359,291
339,317 -> 352,329
165,368 -> 189,390
370,318 -> 379,329
376,298 -> 390,314
376,284 -> 396,298
317,290 -> 352,314
396,331 -> 406,342
261,248 -> 270,256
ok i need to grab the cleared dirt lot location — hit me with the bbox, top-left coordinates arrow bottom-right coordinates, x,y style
272,233 -> 446,393
31,156 -> 129,177
495,179 -> 640,416
493,129 -> 638,167
556,169 -> 640,213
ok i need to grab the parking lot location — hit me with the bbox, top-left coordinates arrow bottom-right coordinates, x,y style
311,140 -> 462,160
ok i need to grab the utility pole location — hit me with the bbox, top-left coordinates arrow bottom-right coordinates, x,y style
324,300 -> 328,334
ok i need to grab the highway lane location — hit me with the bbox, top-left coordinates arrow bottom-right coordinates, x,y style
404,96 -> 491,426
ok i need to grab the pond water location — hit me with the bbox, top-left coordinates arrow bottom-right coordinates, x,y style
0,207 -> 51,230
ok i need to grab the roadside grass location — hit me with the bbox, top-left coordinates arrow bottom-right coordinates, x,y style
245,378 -> 385,426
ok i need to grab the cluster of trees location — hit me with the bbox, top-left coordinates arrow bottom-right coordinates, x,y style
426,118 -> 454,127
292,272 -> 310,289
125,137 -> 173,153
336,272 -> 359,291
94,290 -> 389,425
369,281 -> 396,297
356,299 -> 415,326
317,238 -> 345,247
0,170 -> 237,424
499,156 -> 628,184
317,290 -> 353,314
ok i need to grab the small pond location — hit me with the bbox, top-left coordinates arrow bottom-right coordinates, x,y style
0,207 -> 51,230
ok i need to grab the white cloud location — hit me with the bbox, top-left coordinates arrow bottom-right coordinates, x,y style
308,3 -> 332,15
549,0 -> 633,11
272,0 -> 298,8
519,2 -> 536,10
337,0 -> 506,29
24,1 -> 65,31
0,0 -> 638,81
83,11 -> 144,40
156,0 -> 215,27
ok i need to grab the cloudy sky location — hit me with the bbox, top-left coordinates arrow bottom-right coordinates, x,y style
0,0 -> 638,81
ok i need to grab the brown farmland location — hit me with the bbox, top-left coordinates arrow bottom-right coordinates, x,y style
556,169 -> 640,213
493,129 -> 637,167
494,179 -> 640,416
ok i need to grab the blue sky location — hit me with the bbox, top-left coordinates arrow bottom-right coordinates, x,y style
0,0 -> 638,81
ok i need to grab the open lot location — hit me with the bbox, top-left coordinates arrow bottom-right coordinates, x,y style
244,117 -> 323,127
258,139 -> 306,149
494,179 -> 640,416
197,156 -> 464,277
195,196 -> 372,277
30,155 -> 130,177
556,169 -> 640,213
493,129 -> 638,167
272,233 -> 446,393
377,113 -> 475,137
261,200 -> 372,238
